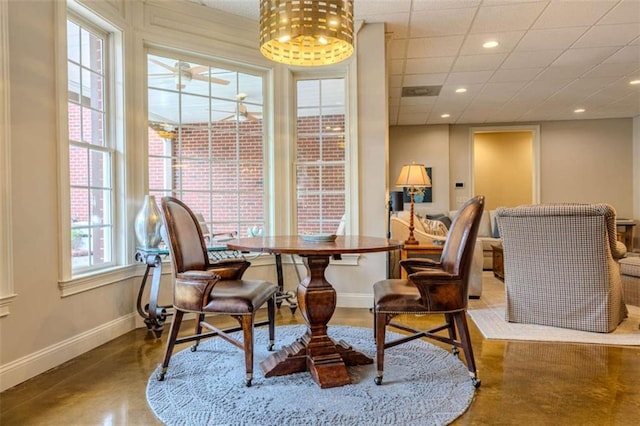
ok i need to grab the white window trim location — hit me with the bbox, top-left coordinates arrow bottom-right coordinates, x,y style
0,0 -> 16,316
56,1 -> 127,295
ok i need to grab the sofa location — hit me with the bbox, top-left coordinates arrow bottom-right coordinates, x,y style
391,209 -> 501,270
390,210 -> 484,298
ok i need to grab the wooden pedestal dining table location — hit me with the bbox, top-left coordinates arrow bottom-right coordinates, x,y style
227,235 -> 402,389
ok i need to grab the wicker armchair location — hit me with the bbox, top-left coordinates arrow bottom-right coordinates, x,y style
496,203 -> 628,333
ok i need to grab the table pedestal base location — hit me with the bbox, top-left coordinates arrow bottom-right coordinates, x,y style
259,254 -> 372,388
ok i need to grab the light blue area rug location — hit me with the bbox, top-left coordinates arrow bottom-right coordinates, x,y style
147,325 -> 475,425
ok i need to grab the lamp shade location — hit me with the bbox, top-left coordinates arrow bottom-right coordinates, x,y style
259,0 -> 354,66
396,163 -> 431,188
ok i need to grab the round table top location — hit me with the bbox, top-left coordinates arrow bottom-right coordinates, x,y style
227,235 -> 402,256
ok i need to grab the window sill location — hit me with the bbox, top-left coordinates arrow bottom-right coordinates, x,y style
58,265 -> 137,298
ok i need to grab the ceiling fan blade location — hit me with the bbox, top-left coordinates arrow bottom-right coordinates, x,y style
189,65 -> 210,74
219,114 -> 235,121
247,114 -> 261,122
191,73 -> 230,86
148,73 -> 173,78
148,58 -> 177,72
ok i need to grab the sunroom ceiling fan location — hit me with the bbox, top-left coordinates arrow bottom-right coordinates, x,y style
148,58 -> 230,89
220,93 -> 262,122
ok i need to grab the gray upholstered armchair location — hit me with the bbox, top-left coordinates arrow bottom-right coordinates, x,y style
496,203 -> 627,333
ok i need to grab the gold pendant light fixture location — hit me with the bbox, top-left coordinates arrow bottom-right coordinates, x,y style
259,0 -> 354,66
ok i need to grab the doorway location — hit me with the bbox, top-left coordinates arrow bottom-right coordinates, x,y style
471,126 -> 540,210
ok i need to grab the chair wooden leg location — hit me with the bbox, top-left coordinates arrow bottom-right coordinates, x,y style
242,314 -> 254,387
374,311 -> 386,385
192,313 -> 205,352
157,309 -> 184,381
453,311 -> 481,388
267,295 -> 275,351
445,313 -> 459,355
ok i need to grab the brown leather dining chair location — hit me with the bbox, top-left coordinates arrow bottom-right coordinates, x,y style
157,196 -> 277,387
372,195 -> 485,387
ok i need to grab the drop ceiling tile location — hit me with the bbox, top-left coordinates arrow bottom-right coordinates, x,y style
516,79 -> 571,101
514,27 -> 589,51
551,47 -> 619,67
502,49 -> 563,69
402,73 -> 448,86
389,75 -> 403,88
445,70 -> 495,84
389,88 -> 402,99
398,103 -> 433,114
406,36 -> 465,58
603,46 -> 640,64
438,83 -> 483,99
470,1 -> 547,33
452,53 -> 507,72
355,0 -> 411,15
387,39 -> 407,60
408,7 -> 477,37
573,23 -> 640,49
582,62 -> 640,78
535,65 -> 587,81
475,82 -> 526,102
532,1 -> 616,29
459,31 -> 525,55
490,67 -> 543,83
404,57 -> 455,74
400,96 -> 438,106
599,0 -> 640,25
389,59 -> 405,75
412,0 -> 481,12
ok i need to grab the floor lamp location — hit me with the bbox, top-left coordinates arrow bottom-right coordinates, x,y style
395,163 -> 431,246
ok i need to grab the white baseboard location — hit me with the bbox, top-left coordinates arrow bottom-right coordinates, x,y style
337,293 -> 373,309
0,313 -> 136,392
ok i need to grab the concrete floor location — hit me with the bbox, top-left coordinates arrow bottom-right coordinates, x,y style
1,306 -> 639,425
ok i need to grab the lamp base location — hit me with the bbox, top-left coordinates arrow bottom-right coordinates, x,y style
404,238 -> 420,246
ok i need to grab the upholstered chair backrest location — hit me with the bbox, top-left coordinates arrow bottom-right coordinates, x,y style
440,196 -> 485,280
161,197 -> 209,274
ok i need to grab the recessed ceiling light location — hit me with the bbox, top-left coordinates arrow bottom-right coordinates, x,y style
482,40 -> 499,49
574,108 -> 585,113
441,113 -> 451,118
455,87 -> 467,93
630,79 -> 640,85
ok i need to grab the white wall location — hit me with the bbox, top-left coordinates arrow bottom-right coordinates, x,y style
395,119 -> 636,218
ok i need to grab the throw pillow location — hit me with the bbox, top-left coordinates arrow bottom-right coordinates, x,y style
420,218 -> 449,236
430,214 -> 452,230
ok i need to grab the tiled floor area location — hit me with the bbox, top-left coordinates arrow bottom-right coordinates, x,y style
1,305 -> 639,425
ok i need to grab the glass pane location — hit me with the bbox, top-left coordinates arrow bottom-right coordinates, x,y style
239,192 -> 264,223
180,61 -> 214,96
239,163 -> 263,191
90,226 -> 111,265
90,188 -> 112,226
297,165 -> 319,191
89,150 -> 110,188
69,145 -> 88,186
149,156 -> 172,192
321,165 -> 345,191
297,112 -> 320,135
68,63 -> 81,100
297,80 -> 320,107
181,93 -> 210,126
213,192 -> 239,222
321,79 -> 344,106
71,224 -> 90,269
321,193 -> 345,224
68,101 -> 82,142
82,107 -> 105,146
81,27 -> 103,73
322,134 -> 346,161
238,73 -> 263,104
71,187 -> 89,224
178,123 -> 210,160
67,21 -> 80,63
148,88 -> 180,124
176,159 -> 210,191
80,69 -> 104,111
211,70 -> 238,100
212,162 -> 238,189
296,134 -> 320,161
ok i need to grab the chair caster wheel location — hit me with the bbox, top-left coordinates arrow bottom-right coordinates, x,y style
289,305 -> 297,315
190,345 -> 198,352
267,343 -> 274,351
156,372 -> 165,381
452,347 -> 459,356
245,379 -> 252,387
472,377 -> 481,388
374,376 -> 383,385
276,301 -> 282,309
